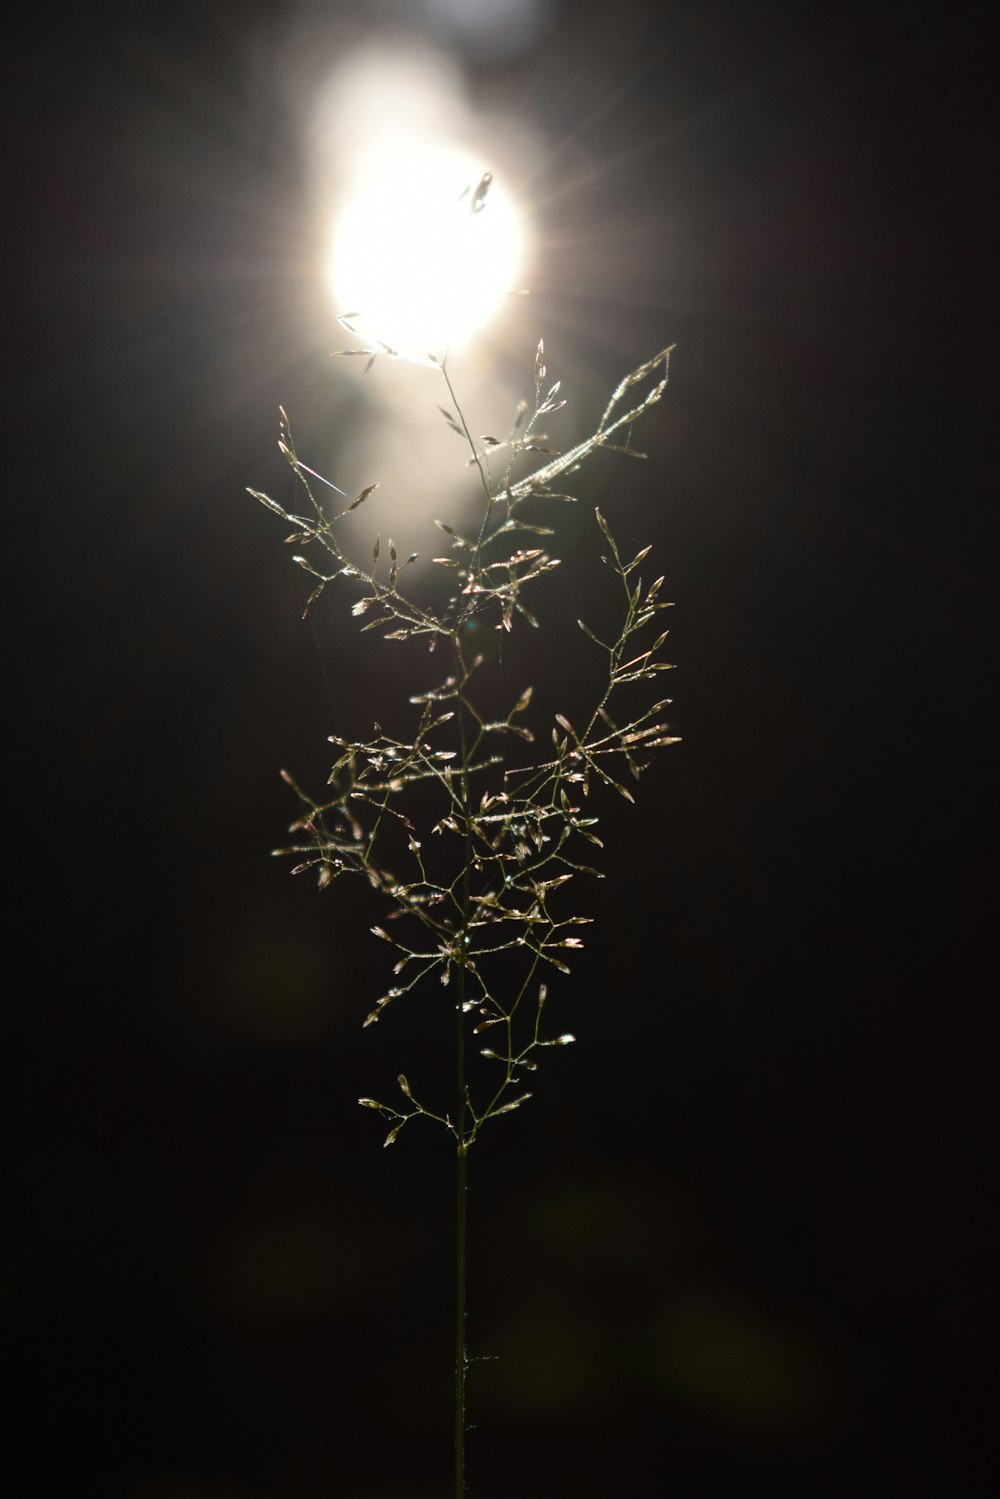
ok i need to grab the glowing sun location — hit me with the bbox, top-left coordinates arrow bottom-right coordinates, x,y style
327,147 -> 524,358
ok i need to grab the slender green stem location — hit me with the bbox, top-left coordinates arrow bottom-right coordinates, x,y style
441,348 -> 501,1494
440,357 -> 495,618
455,1138 -> 468,1499
453,625 -> 474,1499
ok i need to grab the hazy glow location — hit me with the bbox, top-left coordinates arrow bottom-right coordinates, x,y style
293,40 -> 540,540
417,0 -> 554,57
328,147 -> 523,357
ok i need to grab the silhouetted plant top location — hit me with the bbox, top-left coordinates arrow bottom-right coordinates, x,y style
250,339 -> 676,1151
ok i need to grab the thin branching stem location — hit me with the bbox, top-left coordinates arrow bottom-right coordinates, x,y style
455,1138 -> 468,1499
452,625 -> 476,1499
252,335 -> 676,1499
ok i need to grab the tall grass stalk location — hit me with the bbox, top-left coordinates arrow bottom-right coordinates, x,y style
250,327 -> 676,1495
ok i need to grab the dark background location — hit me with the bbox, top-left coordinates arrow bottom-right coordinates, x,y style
9,3 -> 994,1496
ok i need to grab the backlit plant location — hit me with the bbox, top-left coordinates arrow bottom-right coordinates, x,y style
250,328 -> 676,1497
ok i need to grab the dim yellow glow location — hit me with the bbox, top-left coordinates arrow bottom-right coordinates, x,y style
327,146 -> 523,358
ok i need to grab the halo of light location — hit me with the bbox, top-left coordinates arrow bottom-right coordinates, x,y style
327,145 -> 523,358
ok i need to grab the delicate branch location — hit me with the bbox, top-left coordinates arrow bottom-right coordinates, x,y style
251,343 -> 676,1139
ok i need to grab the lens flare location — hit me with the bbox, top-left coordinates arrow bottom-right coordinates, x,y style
328,146 -> 523,358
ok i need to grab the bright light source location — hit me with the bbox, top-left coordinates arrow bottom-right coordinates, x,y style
327,146 -> 523,359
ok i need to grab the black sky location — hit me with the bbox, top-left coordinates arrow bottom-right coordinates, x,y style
9,3 -> 995,1497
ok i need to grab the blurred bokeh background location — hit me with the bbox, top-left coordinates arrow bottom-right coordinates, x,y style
8,2 -> 994,1495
